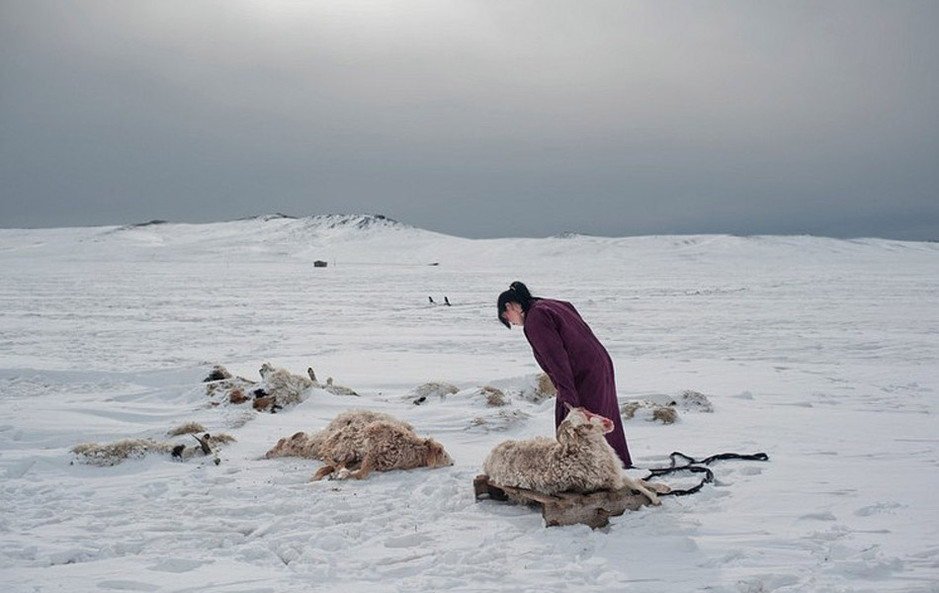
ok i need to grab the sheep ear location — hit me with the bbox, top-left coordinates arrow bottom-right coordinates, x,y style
563,402 -> 574,412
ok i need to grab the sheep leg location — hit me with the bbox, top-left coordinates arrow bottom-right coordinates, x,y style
622,475 -> 662,506
344,457 -> 376,480
313,451 -> 347,480
312,464 -> 336,481
642,479 -> 671,494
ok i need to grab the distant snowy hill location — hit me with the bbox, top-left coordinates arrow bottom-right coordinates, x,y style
2,213 -> 936,267
101,213 -> 439,247
1,214 -> 469,264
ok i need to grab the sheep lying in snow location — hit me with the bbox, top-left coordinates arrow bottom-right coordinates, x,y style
314,420 -> 452,481
204,363 -> 359,413
71,430 -> 235,466
264,430 -> 323,460
204,365 -> 257,405
257,362 -> 314,407
305,366 -> 360,397
482,406 -> 667,505
620,390 -> 715,425
265,409 -> 409,460
72,438 -> 173,466
265,409 -> 451,481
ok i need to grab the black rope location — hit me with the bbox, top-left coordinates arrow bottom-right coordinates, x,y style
642,451 -> 769,497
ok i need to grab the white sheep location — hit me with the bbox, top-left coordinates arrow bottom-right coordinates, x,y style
314,419 -> 452,481
258,362 -> 314,406
265,409 -> 410,460
323,377 -> 360,397
482,406 -> 666,505
265,408 -> 449,481
72,432 -> 235,466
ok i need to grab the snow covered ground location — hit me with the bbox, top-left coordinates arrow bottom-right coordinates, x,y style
1,215 -> 937,593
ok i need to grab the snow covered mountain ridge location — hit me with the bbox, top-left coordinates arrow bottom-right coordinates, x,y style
6,212 -> 938,244
119,213 -> 407,230
1,213 -> 937,267
108,213 -> 416,239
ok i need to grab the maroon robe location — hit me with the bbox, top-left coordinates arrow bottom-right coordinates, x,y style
523,298 -> 633,468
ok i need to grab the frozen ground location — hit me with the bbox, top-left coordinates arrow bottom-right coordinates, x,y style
1,215 -> 937,592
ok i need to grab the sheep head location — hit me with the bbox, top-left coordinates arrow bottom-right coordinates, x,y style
557,406 -> 615,442
424,439 -> 454,468
561,404 -> 615,433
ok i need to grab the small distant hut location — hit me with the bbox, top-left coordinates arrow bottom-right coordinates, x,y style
313,260 -> 328,268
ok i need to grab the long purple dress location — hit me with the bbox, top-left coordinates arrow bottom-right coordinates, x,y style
522,298 -> 633,468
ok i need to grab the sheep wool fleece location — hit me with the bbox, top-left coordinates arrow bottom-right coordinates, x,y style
523,299 -> 633,468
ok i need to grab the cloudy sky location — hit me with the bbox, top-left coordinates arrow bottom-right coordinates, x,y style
1,1 -> 937,239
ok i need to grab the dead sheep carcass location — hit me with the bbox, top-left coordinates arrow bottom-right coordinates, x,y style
203,365 -> 257,406
265,409 -> 451,481
264,409 -> 409,461
256,362 -> 314,409
410,381 -> 459,405
482,406 -> 666,505
620,390 -> 714,425
204,363 -> 322,412
71,429 -> 234,466
314,420 -> 452,481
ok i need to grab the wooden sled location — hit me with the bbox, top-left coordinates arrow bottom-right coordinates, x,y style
474,474 -> 654,529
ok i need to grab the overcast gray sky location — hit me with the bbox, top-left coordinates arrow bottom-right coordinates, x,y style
1,1 -> 937,240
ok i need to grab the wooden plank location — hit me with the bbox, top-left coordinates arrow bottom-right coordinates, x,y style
474,474 -> 653,529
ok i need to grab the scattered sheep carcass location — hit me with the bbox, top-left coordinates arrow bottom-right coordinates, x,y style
409,383 -> 507,408
475,385 -> 508,407
257,362 -> 313,408
203,365 -> 257,406
410,381 -> 459,405
204,363 -> 347,413
470,409 -> 532,432
71,438 -> 173,466
265,409 -> 451,481
306,366 -> 360,396
620,390 -> 714,425
265,409 -> 409,461
482,405 -> 667,505
322,377 -> 359,397
314,420 -> 452,481
264,430 -> 324,460
512,373 -> 557,404
71,430 -> 235,466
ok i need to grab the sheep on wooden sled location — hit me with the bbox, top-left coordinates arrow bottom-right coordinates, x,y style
475,405 -> 669,528
265,409 -> 453,481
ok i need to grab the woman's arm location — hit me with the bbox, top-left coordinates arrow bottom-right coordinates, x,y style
524,308 -> 580,408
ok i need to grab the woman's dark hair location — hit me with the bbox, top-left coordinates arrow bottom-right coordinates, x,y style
497,281 -> 539,328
